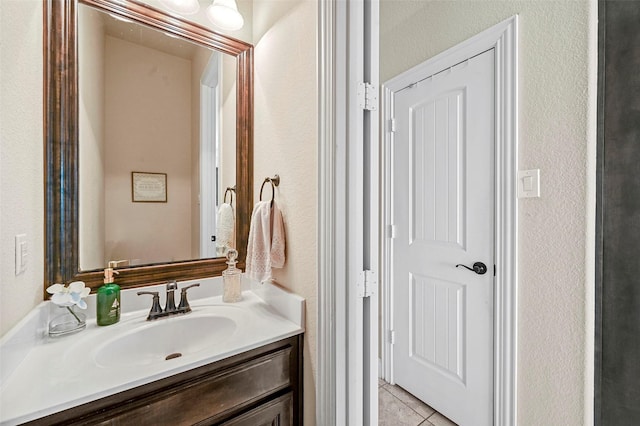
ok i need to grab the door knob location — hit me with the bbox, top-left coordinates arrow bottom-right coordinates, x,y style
455,262 -> 488,275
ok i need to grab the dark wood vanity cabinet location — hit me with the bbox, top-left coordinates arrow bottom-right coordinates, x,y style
27,335 -> 303,426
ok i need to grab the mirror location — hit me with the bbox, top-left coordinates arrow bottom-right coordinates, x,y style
44,0 -> 253,292
77,4 -> 238,270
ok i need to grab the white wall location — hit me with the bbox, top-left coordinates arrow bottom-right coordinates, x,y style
0,0 -> 45,336
380,1 -> 597,425
252,1 -> 318,424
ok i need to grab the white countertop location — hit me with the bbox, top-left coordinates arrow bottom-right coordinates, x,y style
0,278 -> 304,425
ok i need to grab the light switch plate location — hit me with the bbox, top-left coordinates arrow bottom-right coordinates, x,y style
15,234 -> 27,275
518,169 -> 540,198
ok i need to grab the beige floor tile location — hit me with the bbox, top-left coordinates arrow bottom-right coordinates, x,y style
427,412 -> 458,426
379,378 -> 386,387
384,384 -> 435,419
378,387 -> 425,426
419,421 -> 435,426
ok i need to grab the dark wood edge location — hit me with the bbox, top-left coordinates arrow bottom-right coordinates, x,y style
44,0 -> 79,295
25,334 -> 303,425
44,0 -> 253,294
594,0 -> 606,423
82,0 -> 252,55
294,333 -> 304,425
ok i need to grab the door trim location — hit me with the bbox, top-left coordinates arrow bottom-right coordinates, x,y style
317,0 -> 340,423
317,0 -> 380,423
381,16 -> 519,426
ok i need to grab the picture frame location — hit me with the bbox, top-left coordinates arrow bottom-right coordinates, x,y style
131,172 -> 167,202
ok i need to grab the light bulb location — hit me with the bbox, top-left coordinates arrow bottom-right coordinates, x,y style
206,0 -> 244,31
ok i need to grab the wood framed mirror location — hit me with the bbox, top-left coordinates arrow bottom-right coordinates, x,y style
44,0 -> 253,294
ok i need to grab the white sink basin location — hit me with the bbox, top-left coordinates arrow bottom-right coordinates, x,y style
94,314 -> 237,368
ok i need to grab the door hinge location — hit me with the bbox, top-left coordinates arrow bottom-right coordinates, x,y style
358,270 -> 377,298
385,224 -> 396,239
388,118 -> 396,133
357,82 -> 378,111
388,330 -> 395,345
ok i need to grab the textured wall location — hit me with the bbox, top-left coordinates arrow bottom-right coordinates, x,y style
381,1 -> 597,425
252,1 -> 318,424
0,0 -> 45,336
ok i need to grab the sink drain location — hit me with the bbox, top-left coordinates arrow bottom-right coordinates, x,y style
165,352 -> 182,360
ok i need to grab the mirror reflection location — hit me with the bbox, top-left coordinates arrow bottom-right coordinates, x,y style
78,4 -> 237,271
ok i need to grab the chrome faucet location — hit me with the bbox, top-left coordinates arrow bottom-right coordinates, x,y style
137,281 -> 200,321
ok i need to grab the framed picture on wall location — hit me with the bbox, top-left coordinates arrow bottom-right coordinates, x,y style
131,172 -> 167,203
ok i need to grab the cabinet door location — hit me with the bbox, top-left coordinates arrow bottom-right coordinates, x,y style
219,393 -> 292,426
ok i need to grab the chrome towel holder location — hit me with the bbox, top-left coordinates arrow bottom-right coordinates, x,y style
260,175 -> 280,206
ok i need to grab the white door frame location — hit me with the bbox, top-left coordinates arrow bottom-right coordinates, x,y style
317,0 -> 379,424
381,16 -> 519,426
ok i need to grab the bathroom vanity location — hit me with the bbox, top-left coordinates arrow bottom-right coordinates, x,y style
0,280 -> 305,425
26,335 -> 302,425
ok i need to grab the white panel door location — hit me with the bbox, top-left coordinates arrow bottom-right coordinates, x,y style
392,49 -> 495,426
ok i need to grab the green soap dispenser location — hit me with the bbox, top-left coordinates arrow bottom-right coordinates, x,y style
97,263 -> 121,326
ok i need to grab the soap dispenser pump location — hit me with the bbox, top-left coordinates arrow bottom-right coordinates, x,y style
97,262 -> 121,326
222,249 -> 242,303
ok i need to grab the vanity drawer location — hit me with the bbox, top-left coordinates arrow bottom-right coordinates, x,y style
219,392 -> 292,426
87,347 -> 292,425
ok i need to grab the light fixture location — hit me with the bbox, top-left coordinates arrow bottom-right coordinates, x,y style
158,0 -> 200,15
206,0 -> 244,31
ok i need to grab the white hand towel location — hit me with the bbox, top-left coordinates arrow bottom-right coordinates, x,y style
246,201 -> 286,282
271,202 -> 286,268
216,203 -> 235,256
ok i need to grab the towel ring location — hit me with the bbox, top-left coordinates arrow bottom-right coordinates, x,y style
259,175 -> 280,206
224,186 -> 235,205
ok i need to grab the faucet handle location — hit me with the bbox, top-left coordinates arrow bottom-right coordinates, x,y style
181,283 -> 200,291
137,291 -> 163,319
177,283 -> 200,313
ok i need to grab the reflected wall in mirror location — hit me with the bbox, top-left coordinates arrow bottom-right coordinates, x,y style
44,0 -> 253,293
78,4 -> 238,271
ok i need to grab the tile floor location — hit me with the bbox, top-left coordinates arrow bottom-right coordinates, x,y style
378,379 -> 458,426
